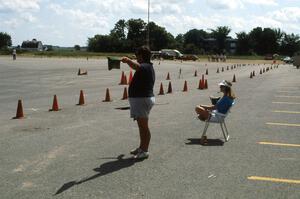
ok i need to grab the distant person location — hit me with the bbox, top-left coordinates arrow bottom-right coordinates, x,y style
195,80 -> 235,121
208,55 -> 211,62
12,49 -> 16,60
121,46 -> 155,159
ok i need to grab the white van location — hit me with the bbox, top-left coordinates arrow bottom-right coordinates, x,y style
161,49 -> 183,59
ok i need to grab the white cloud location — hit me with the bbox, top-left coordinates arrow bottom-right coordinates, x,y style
49,4 -> 109,30
20,13 -> 37,23
206,0 -> 243,10
0,0 -> 40,12
243,0 -> 278,6
267,7 -> 300,23
206,0 -> 277,10
4,19 -> 19,29
82,0 -> 188,15
159,14 -> 221,35
3,12 -> 37,29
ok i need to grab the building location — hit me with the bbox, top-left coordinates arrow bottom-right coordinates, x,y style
203,38 -> 237,54
21,39 -> 43,51
225,38 -> 237,54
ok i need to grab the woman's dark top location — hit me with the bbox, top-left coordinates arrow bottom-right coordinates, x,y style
129,63 -> 155,98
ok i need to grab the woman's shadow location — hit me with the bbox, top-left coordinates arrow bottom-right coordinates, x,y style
54,154 -> 144,195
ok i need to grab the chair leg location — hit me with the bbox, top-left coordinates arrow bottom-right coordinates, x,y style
202,121 -> 209,137
223,122 -> 230,141
220,123 -> 228,142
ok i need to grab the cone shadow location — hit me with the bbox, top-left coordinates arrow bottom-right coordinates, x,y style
115,106 -> 130,110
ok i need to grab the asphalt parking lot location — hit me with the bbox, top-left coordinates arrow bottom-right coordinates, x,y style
0,56 -> 299,199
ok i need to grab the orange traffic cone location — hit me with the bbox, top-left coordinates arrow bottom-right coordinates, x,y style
166,72 -> 170,80
77,90 -> 85,105
205,69 -> 208,75
158,83 -> 165,95
122,87 -> 128,100
204,79 -> 208,89
167,82 -> 173,94
217,68 -> 219,73
103,88 -> 112,102
81,70 -> 88,75
128,70 -> 133,84
233,74 -> 236,82
13,99 -> 24,119
119,71 -> 124,85
198,79 -> 203,90
183,81 -> 188,92
194,70 -> 198,77
49,95 -> 60,111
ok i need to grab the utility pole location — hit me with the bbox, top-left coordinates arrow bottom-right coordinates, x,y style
147,0 -> 150,47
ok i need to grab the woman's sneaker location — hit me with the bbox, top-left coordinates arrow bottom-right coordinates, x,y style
134,150 -> 149,159
130,148 -> 142,155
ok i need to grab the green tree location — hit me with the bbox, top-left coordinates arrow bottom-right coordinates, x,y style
273,28 -> 284,45
110,19 -> 127,40
184,43 -> 201,54
236,32 -> 250,55
261,28 -> 278,54
126,18 -> 147,50
87,35 -> 113,52
147,22 -> 176,50
280,33 -> 300,56
110,19 -> 127,51
210,26 -> 231,52
184,29 -> 209,53
249,27 -> 263,55
0,32 -> 12,49
174,34 -> 184,51
74,45 -> 81,51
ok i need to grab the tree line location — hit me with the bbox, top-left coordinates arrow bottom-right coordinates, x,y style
1,18 -> 300,56
87,18 -> 300,56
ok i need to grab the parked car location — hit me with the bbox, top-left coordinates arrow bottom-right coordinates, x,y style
181,55 -> 199,61
161,49 -> 183,60
264,54 -> 274,60
282,56 -> 293,64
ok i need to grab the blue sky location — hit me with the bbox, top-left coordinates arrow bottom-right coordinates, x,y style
0,0 -> 300,47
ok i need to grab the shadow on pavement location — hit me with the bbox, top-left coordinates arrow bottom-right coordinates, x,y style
54,154 -> 144,195
115,106 -> 130,110
186,138 -> 224,146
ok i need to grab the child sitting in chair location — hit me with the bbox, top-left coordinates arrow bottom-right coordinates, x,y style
195,80 -> 235,121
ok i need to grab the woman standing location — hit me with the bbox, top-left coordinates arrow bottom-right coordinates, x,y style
122,46 -> 155,159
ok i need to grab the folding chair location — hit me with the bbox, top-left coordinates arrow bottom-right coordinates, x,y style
200,101 -> 235,142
